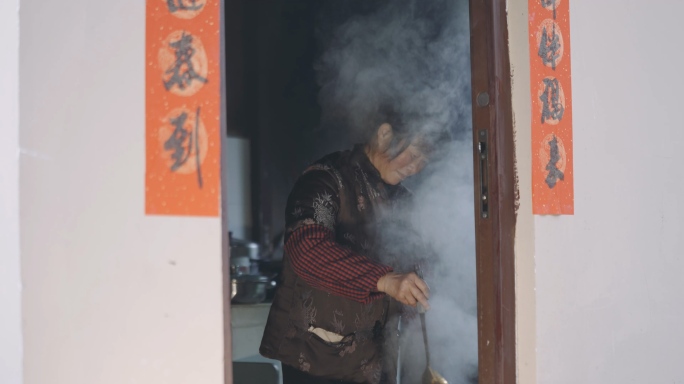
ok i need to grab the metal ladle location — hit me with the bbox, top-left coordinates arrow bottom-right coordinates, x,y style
415,266 -> 448,384
418,306 -> 448,384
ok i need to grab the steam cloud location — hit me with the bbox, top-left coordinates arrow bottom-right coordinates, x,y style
315,0 -> 477,382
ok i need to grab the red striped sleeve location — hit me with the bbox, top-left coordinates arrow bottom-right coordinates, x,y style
285,224 -> 393,304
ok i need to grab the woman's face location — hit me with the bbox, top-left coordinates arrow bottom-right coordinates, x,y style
379,143 -> 428,185
369,124 -> 429,185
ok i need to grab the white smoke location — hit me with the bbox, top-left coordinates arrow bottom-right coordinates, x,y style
316,0 -> 472,143
399,140 -> 477,384
315,0 -> 477,382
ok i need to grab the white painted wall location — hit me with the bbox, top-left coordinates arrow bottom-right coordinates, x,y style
0,1 -> 23,383
18,1 -> 224,384
511,1 -> 684,383
225,137 -> 252,240
507,0 -> 536,383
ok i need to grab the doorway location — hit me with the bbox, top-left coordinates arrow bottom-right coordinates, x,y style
222,0 -> 516,383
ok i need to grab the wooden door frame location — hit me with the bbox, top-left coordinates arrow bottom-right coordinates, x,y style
470,0 -> 517,383
220,0 -> 518,382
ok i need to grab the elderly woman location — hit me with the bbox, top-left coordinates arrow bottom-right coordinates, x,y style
260,110 -> 440,384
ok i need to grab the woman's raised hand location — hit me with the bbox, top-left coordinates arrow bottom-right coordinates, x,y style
377,272 -> 430,310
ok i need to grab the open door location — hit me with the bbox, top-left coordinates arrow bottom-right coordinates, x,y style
220,0 -> 517,382
469,0 -> 517,383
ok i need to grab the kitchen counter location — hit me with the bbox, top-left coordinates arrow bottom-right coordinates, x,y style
231,302 -> 272,360
233,354 -> 282,384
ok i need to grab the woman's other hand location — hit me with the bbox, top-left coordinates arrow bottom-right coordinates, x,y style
377,272 -> 430,310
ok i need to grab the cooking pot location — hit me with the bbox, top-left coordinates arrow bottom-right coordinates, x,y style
231,274 -> 272,304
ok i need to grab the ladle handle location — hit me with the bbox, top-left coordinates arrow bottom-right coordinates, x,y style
414,265 -> 431,365
420,312 -> 430,366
